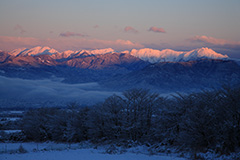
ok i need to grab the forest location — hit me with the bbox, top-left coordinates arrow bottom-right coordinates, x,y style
1,86 -> 240,156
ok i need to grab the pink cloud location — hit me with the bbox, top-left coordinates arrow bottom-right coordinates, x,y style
148,26 -> 166,33
187,36 -> 240,52
14,24 -> 26,34
0,36 -> 40,51
124,26 -> 138,33
189,35 -> 240,46
0,36 -> 144,51
59,31 -> 88,37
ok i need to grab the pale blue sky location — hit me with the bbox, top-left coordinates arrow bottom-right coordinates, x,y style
0,0 -> 240,57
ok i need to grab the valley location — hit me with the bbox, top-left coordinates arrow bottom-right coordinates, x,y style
0,46 -> 240,107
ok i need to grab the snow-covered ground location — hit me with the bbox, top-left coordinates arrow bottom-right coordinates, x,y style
0,149 -> 185,160
0,142 -> 186,160
1,142 -> 240,160
1,130 -> 22,134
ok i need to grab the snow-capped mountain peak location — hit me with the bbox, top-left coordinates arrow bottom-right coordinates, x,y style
9,46 -> 59,57
23,46 -> 59,56
183,47 -> 228,61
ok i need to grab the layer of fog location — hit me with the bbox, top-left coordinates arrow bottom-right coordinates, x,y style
0,76 -> 119,108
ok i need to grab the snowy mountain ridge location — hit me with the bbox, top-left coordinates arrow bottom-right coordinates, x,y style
7,46 -> 229,63
10,46 -> 58,56
129,47 -> 228,63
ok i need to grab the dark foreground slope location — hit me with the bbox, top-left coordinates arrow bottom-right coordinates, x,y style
101,59 -> 240,92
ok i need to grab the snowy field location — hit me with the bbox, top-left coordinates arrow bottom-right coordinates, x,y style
0,149 -> 185,160
0,142 -> 186,160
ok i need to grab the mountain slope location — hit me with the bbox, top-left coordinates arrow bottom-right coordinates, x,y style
0,52 -> 150,83
2,54 -> 58,67
1,51 -> 149,70
101,59 -> 240,92
64,52 -> 149,70
0,51 -> 10,63
9,48 -> 28,56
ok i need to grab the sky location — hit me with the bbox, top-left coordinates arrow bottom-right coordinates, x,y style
0,0 -> 240,58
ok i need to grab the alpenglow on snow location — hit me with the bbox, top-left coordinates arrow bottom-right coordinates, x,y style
8,46 -> 228,63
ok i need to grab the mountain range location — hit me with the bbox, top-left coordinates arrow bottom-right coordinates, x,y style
3,46 -> 228,63
0,46 -> 239,93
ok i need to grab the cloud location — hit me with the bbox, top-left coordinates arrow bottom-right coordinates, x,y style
14,24 -> 26,34
0,36 -> 144,51
189,35 -> 240,47
0,76 -> 119,107
124,26 -> 138,33
0,36 -> 41,51
148,26 -> 166,33
188,35 -> 240,52
187,35 -> 240,58
59,31 -> 88,37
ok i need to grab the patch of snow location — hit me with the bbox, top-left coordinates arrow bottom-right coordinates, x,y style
1,117 -> 21,121
121,50 -> 130,54
51,50 -> 76,59
89,48 -> 115,55
2,130 -> 22,133
8,111 -> 24,114
9,48 -> 28,56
